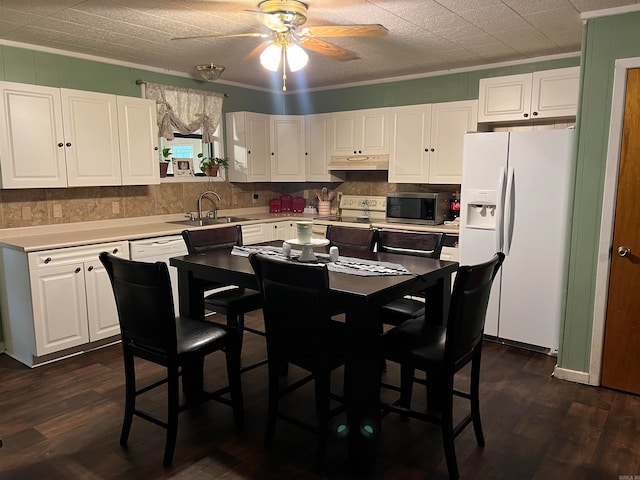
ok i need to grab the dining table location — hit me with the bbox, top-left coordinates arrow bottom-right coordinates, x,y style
170,242 -> 459,474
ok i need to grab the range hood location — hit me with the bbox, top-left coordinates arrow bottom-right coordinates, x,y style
327,154 -> 389,171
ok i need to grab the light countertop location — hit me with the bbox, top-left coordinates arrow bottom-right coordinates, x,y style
0,208 -> 458,253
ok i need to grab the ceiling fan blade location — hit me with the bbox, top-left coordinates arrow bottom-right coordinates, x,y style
171,32 -> 269,41
244,41 -> 272,61
300,24 -> 388,38
299,37 -> 359,61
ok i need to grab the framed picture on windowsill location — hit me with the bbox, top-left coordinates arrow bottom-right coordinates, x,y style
173,158 -> 193,176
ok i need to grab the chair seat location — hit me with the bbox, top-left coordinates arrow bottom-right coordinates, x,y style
380,297 -> 426,326
382,316 -> 446,365
176,316 -> 234,356
204,287 -> 262,312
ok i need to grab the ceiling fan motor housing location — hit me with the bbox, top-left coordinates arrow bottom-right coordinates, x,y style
259,0 -> 308,31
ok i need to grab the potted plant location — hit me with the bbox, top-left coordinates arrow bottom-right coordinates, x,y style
198,153 -> 229,177
160,147 -> 171,178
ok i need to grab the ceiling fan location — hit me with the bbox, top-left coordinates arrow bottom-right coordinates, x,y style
172,0 -> 388,91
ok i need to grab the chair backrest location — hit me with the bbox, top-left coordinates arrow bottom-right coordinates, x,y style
325,225 -> 377,251
248,253 -> 333,358
99,252 -> 177,356
445,252 -> 505,364
181,225 -> 243,255
377,229 -> 445,258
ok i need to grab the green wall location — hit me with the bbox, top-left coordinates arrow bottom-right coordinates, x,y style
558,10 -> 640,373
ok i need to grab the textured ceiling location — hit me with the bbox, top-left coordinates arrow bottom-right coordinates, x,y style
0,0 -> 638,92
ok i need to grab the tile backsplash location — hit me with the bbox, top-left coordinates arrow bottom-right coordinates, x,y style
0,172 -> 458,229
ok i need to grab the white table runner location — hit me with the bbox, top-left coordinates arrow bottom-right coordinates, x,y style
231,245 -> 411,277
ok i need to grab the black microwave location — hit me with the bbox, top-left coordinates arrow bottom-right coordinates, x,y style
386,192 -> 453,225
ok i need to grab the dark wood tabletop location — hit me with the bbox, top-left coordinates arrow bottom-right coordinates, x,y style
170,244 -> 459,474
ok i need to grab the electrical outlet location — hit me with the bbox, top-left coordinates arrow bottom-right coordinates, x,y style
21,206 -> 32,220
303,189 -> 309,199
112,201 -> 120,214
52,204 -> 63,218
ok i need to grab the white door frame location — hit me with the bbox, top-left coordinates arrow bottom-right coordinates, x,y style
589,56 -> 640,385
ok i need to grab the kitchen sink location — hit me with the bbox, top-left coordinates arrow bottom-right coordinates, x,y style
167,216 -> 254,227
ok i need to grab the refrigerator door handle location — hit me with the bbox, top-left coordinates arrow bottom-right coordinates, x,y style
495,166 -> 506,253
503,166 -> 515,255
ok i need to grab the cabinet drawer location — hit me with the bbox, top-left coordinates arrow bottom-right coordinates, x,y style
28,241 -> 129,270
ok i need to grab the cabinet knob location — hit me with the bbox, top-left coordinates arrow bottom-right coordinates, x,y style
248,150 -> 251,154
305,152 -> 308,155
66,142 -> 72,147
532,111 -> 538,116
75,267 -> 81,273
424,148 -> 428,152
523,113 -> 529,118
87,265 -> 94,272
112,248 -> 118,254
430,148 -> 435,152
358,150 -> 362,154
154,146 -> 159,151
57,143 -> 64,148
44,257 -> 52,264
271,152 -> 274,155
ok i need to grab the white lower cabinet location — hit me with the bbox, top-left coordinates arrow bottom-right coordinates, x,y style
0,241 -> 129,367
242,221 -> 297,245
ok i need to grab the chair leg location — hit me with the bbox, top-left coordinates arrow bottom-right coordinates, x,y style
163,365 -> 180,466
264,354 -> 280,448
225,335 -> 245,429
120,349 -> 135,447
314,370 -> 331,471
470,347 -> 485,447
399,364 -> 415,410
440,377 -> 459,480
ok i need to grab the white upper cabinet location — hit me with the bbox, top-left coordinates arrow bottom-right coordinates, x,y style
0,81 -> 158,188
305,113 -> 343,182
330,107 -> 390,156
61,88 -> 121,186
0,83 -> 68,188
226,111 -> 271,182
478,67 -> 580,123
389,100 -> 477,184
270,115 -> 305,182
116,96 -> 158,185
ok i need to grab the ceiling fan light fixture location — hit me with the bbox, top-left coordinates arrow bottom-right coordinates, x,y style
195,63 -> 225,82
286,43 -> 308,72
260,44 -> 282,71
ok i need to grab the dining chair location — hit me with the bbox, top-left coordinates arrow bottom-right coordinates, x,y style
378,229 -> 446,326
181,226 -> 266,373
248,252 -> 346,471
379,252 -> 504,480
99,252 -> 244,466
325,225 -> 378,251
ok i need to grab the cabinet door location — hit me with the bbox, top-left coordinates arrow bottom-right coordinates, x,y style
531,67 -> 580,119
330,111 -> 358,156
30,263 -> 89,355
388,104 -> 432,183
270,115 -> 305,181
360,108 -> 390,155
478,73 -> 532,123
0,82 -> 68,188
241,223 -> 272,245
227,112 -> 270,182
61,89 -> 122,186
271,221 -> 293,241
305,113 -> 341,182
429,100 -> 478,184
85,260 -> 121,341
117,96 -> 159,185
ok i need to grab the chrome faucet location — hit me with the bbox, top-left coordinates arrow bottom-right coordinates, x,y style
197,190 -> 222,220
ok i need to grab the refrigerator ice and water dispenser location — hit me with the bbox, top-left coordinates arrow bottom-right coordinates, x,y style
464,189 -> 497,229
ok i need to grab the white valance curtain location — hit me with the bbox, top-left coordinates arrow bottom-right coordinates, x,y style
143,82 -> 224,143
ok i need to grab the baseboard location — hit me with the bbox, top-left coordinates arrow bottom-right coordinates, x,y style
0,341 -> 5,353
553,366 -> 591,385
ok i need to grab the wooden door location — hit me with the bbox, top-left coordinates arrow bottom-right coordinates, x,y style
601,68 -> 640,394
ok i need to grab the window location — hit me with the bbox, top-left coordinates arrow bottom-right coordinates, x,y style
160,126 -> 223,177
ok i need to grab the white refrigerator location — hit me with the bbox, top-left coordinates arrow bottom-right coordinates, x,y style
459,130 -> 574,351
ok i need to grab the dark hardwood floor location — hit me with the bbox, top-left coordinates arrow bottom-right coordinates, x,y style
1,311 -> 639,479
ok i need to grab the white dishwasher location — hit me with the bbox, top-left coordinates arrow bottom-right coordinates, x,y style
129,235 -> 188,310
